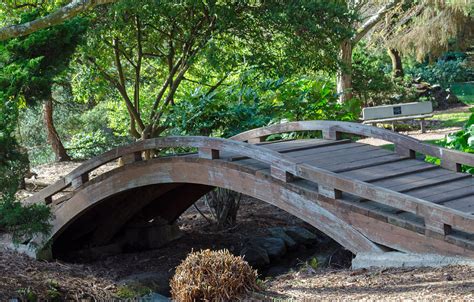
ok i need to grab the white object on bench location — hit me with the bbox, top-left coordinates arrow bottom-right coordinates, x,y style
362,102 -> 433,133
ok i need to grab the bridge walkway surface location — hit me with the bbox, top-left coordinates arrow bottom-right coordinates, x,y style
22,121 -> 474,259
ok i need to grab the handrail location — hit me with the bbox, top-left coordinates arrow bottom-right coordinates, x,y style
26,132 -> 474,236
25,136 -> 297,205
230,120 -> 474,171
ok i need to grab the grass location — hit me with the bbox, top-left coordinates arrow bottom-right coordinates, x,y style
379,139 -> 443,156
451,82 -> 474,105
428,110 -> 472,128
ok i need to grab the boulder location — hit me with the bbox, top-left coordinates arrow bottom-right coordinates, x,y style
240,245 -> 270,267
252,237 -> 287,260
284,226 -> 318,245
268,227 -> 298,250
119,271 -> 171,296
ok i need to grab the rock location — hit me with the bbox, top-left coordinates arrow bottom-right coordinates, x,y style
265,265 -> 289,277
253,237 -> 287,260
268,227 -> 297,250
240,245 -> 270,267
139,292 -> 171,301
119,271 -> 172,296
284,226 -> 318,245
123,221 -> 183,250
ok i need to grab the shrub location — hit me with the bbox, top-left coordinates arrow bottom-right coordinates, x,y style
170,73 -> 360,138
205,188 -> 242,229
0,99 -> 52,242
426,109 -> 474,174
170,249 -> 259,302
405,53 -> 472,89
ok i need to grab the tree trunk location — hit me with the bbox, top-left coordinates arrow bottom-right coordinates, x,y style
43,97 -> 71,162
337,39 -> 353,103
387,48 -> 404,78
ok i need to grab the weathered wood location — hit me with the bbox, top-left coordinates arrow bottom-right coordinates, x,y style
230,120 -> 474,170
198,148 -> 220,159
72,173 -> 89,189
48,158 -> 383,254
121,151 -> 142,165
24,120 -> 474,259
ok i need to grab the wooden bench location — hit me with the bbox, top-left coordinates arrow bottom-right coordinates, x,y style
362,102 -> 433,133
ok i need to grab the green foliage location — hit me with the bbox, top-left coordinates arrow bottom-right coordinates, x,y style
0,101 -> 51,242
351,44 -> 418,106
67,130 -> 128,160
116,284 -> 152,299
171,73 -> 360,138
426,108 -> 474,174
405,53 -> 472,89
352,45 -> 394,105
1,12 -> 88,103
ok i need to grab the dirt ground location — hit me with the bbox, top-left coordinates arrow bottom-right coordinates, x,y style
260,265 -> 474,300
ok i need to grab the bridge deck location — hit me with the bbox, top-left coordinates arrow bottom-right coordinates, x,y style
223,138 -> 474,248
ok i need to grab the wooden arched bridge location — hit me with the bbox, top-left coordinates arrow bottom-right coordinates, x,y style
25,121 -> 474,259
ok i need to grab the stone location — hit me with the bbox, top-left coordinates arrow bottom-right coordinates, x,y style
252,237 -> 287,260
284,226 -> 318,245
268,227 -> 298,250
352,252 -> 474,269
139,292 -> 171,302
240,245 -> 270,267
119,271 -> 171,296
123,221 -> 183,250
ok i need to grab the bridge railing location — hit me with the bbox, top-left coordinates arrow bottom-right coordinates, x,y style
230,120 -> 474,172
26,125 -> 474,238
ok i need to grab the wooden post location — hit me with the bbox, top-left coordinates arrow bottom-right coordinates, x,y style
121,151 -> 142,165
198,148 -> 219,159
248,136 -> 267,144
270,165 -> 294,182
72,173 -> 89,189
322,128 -> 341,140
420,118 -> 426,134
425,219 -> 452,237
319,185 -> 342,199
395,144 -> 416,158
441,160 -> 462,172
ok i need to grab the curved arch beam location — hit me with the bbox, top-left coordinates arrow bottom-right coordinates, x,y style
47,157 -> 383,255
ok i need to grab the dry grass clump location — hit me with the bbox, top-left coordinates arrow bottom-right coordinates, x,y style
170,249 -> 259,301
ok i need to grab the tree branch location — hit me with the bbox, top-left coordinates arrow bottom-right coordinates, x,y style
0,0 -> 117,41
352,0 -> 402,45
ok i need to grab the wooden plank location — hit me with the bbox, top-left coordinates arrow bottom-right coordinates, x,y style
230,120 -> 474,170
341,160 -> 438,182
443,196 -> 474,214
297,162 -> 474,235
372,170 -> 469,192
308,148 -> 395,168
284,142 -> 366,159
229,139 -> 351,161
319,195 -> 474,257
293,144 -> 378,162
362,114 -> 433,124
330,154 -> 406,173
407,178 -> 474,203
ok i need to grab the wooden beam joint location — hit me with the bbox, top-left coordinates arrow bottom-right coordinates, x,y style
319,185 -> 342,199
198,148 -> 220,159
248,136 -> 267,144
72,173 -> 89,189
271,166 -> 294,182
121,151 -> 143,165
322,128 -> 342,140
